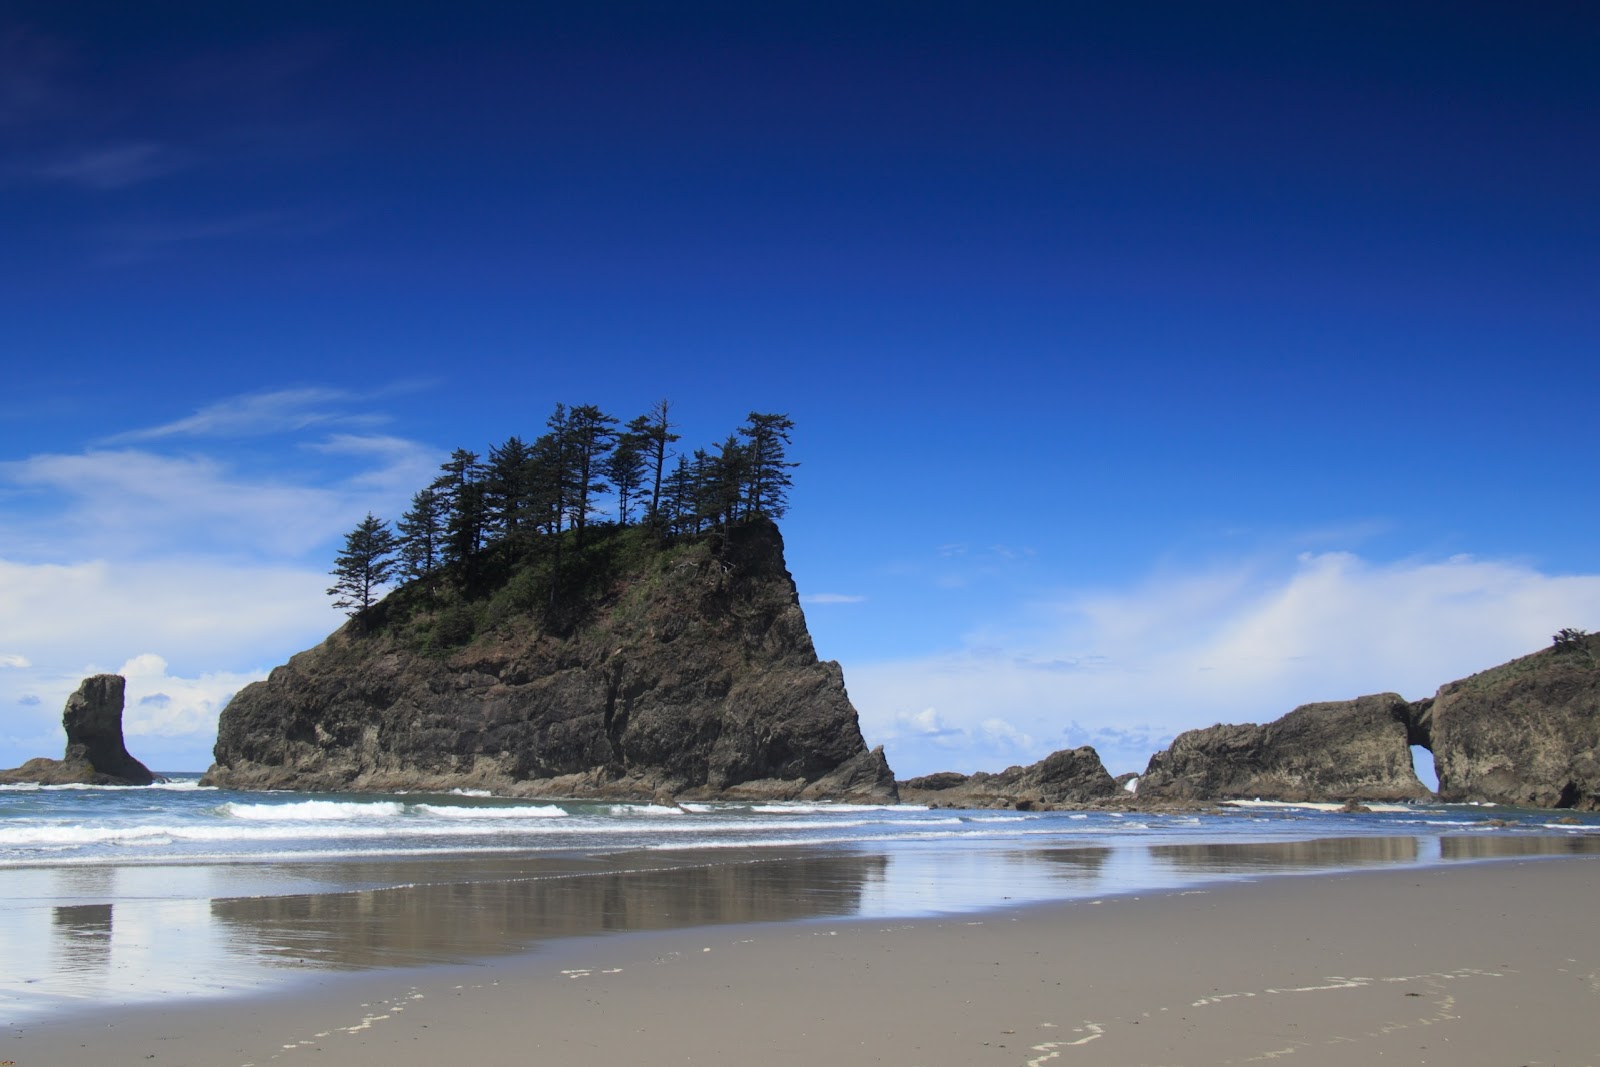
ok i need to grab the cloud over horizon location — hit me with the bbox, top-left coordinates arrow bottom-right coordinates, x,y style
848,550 -> 1600,779
0,385 -> 436,769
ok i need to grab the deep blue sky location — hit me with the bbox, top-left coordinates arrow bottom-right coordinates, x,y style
3,2 -> 1598,775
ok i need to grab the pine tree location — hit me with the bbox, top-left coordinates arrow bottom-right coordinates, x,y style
661,454 -> 695,536
328,513 -> 397,616
565,404 -> 618,547
627,399 -> 680,528
529,424 -> 568,539
484,435 -> 537,553
430,448 -> 485,566
606,432 -> 647,526
707,434 -> 747,528
395,487 -> 445,580
737,412 -> 797,519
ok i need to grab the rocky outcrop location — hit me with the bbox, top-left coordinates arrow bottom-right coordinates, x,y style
1420,633 -> 1600,809
203,520 -> 897,802
0,675 -> 155,786
897,746 -> 1119,809
1135,635 -> 1600,809
1137,693 -> 1431,804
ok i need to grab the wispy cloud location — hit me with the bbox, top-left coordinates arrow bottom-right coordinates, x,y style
849,550 -> 1600,778
93,210 -> 299,265
3,449 -> 352,558
108,387 -> 385,443
802,592 -> 866,605
4,385 -> 441,561
33,140 -> 187,189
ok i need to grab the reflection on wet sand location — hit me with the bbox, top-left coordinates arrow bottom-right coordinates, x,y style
1440,834 -> 1600,860
1034,847 -> 1111,878
211,850 -> 888,970
51,903 -> 113,975
11,831 -> 1599,1021
1151,836 -> 1420,874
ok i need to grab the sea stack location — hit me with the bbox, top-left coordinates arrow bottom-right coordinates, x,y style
204,518 -> 897,801
0,674 -> 156,786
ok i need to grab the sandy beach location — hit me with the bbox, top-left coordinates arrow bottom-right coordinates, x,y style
8,853 -> 1596,1067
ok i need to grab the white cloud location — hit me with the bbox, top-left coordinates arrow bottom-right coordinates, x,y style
108,387 -> 384,442
872,707 -> 1037,771
0,556 -> 334,667
0,557 -> 333,768
2,448 -> 354,558
118,653 -> 261,740
0,384 -> 443,769
802,592 -> 866,604
1,437 -> 438,561
2,651 -> 268,772
848,551 -> 1600,779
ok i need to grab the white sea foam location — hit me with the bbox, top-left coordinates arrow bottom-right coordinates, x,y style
1220,800 -> 1415,813
411,803 -> 567,820
748,803 -> 928,814
222,800 -> 406,820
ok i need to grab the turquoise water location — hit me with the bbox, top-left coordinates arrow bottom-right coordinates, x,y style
3,776 -> 1597,1023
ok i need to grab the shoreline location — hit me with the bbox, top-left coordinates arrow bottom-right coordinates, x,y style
8,852 -> 1599,1066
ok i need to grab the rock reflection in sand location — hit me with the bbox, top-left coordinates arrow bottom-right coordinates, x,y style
7,831 -> 1597,1021
1151,836 -> 1421,874
1438,833 -> 1600,860
50,903 -> 113,975
210,851 -> 888,970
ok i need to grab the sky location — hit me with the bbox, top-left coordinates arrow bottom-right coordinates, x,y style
2,2 -> 1598,778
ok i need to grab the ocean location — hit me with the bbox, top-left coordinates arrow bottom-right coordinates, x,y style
4,776 -> 1597,1024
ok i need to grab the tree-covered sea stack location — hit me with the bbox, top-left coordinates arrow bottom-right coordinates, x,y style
206,404 -> 895,801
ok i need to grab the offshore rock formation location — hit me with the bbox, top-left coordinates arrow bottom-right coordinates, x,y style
897,746 -> 1120,809
1421,633 -> 1600,809
1138,634 -> 1600,809
0,674 -> 155,786
203,520 -> 896,801
1137,693 -> 1431,804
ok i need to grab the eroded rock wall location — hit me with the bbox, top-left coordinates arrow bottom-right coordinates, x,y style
1137,693 -> 1431,803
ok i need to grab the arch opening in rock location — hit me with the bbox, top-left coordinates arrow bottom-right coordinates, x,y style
1409,745 -> 1438,793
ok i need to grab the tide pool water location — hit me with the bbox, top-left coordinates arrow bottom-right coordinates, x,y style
3,775 -> 1597,1023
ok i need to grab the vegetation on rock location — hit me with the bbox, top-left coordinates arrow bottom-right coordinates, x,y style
330,401 -> 797,633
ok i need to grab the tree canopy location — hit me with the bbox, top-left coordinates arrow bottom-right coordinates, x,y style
326,402 -> 798,621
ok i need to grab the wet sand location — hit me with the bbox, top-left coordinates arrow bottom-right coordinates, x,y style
8,854 -> 1597,1067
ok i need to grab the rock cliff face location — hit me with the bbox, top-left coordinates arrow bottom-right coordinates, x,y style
897,746 -> 1120,809
203,520 -> 896,801
0,675 -> 155,786
1137,693 -> 1432,803
1419,634 -> 1600,809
